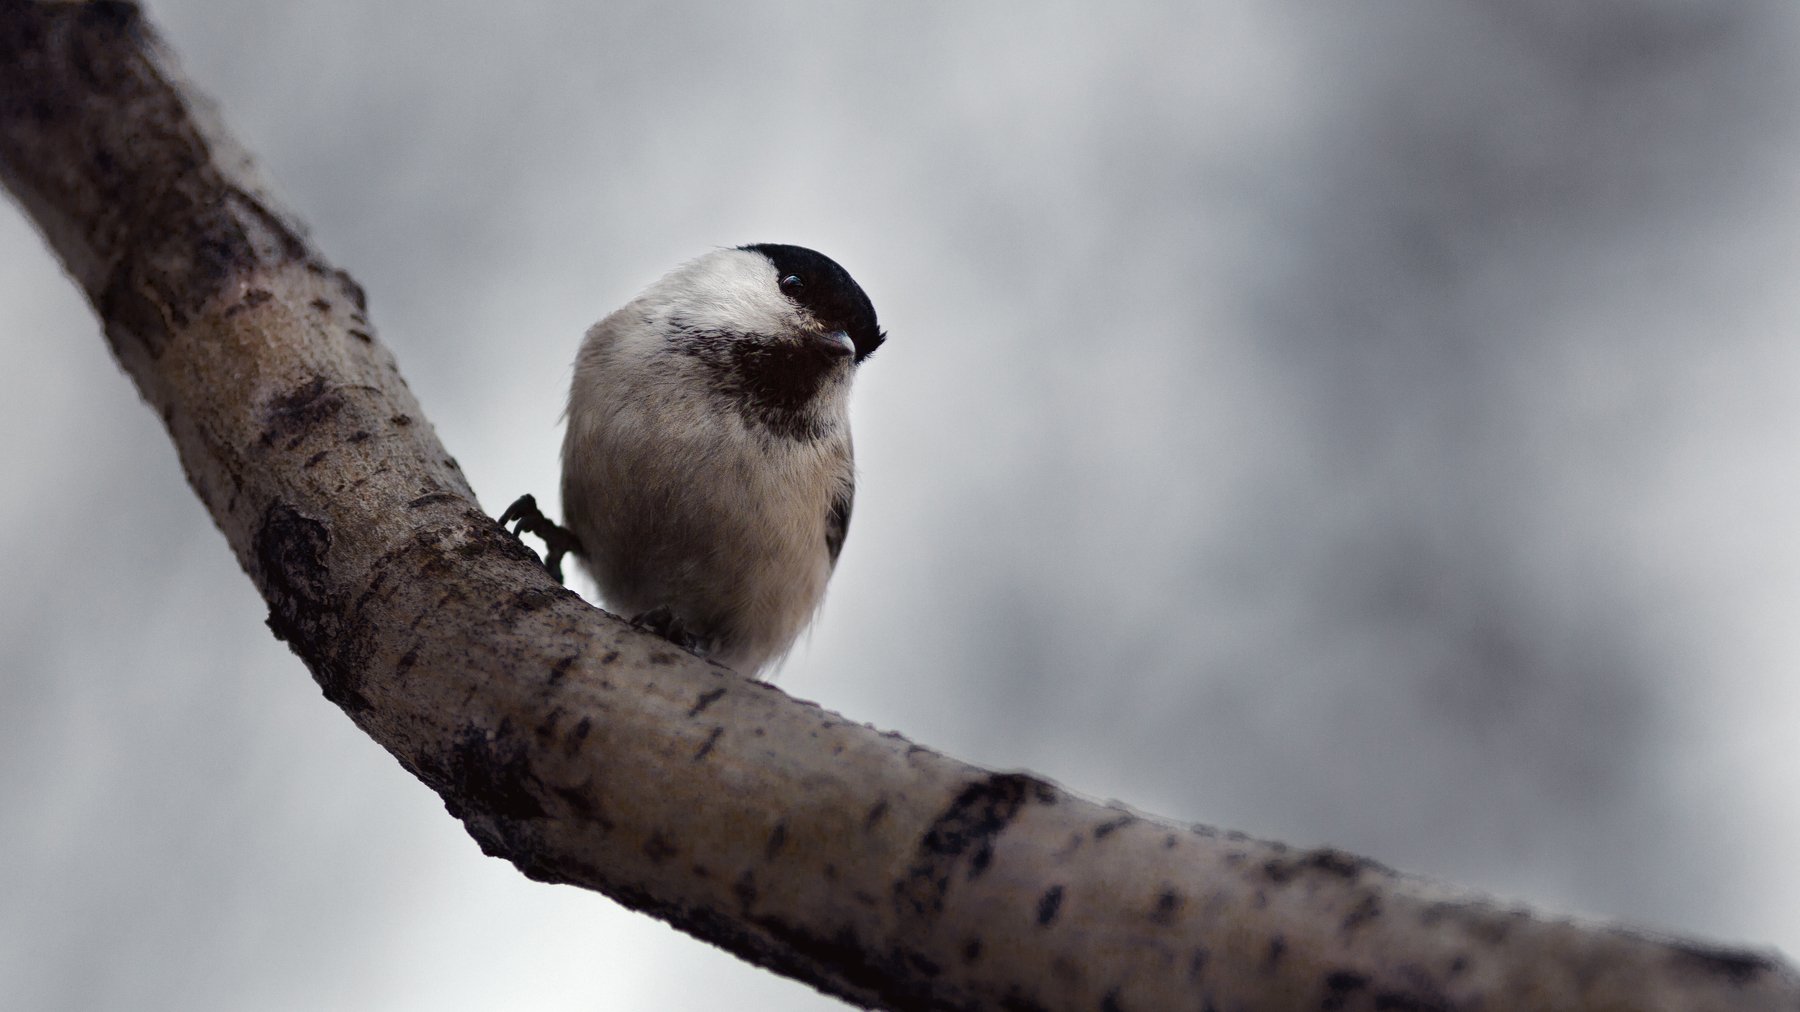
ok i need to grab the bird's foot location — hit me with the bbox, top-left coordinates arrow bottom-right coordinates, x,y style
630,606 -> 712,657
498,493 -> 583,584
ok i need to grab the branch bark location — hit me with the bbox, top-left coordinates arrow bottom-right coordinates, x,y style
2,3 -> 1795,1010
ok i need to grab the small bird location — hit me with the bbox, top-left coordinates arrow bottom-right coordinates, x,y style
502,244 -> 884,677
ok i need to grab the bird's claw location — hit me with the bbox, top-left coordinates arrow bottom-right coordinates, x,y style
630,606 -> 712,657
498,493 -> 583,584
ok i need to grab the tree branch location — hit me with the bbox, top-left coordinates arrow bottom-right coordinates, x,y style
2,3 -> 1794,1009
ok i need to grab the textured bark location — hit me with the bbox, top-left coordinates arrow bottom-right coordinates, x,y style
2,3 -> 1796,1010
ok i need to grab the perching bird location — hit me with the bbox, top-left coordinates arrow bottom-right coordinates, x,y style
502,244 -> 884,677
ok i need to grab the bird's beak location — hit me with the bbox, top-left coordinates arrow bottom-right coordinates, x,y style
818,329 -> 856,358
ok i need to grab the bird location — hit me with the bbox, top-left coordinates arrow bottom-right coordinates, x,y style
501,244 -> 884,677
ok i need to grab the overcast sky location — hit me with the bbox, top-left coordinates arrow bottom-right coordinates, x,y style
4,2 -> 1800,1009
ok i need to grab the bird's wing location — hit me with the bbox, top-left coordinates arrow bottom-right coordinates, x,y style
826,480 -> 853,570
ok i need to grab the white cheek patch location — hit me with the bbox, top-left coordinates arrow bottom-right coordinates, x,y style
633,248 -> 799,343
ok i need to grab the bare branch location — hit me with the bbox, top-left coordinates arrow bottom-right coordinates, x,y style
2,3 -> 1794,1009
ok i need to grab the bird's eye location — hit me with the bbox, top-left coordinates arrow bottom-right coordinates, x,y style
779,274 -> 804,293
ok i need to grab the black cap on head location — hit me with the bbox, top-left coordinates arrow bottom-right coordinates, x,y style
741,243 -> 886,363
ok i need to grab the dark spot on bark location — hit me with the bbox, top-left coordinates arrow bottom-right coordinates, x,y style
412,721 -> 548,866
224,288 -> 270,317
310,297 -> 331,312
1187,949 -> 1208,980
302,449 -> 328,467
1266,935 -> 1285,969
99,277 -> 171,358
897,772 -> 1058,918
1100,987 -> 1124,1012
1036,885 -> 1064,926
548,654 -> 575,683
1448,954 -> 1468,976
407,491 -> 458,509
601,650 -> 620,664
1668,941 -> 1778,985
1150,889 -> 1182,925
900,949 -> 942,978
734,870 -> 758,911
254,503 -> 366,710
261,377 -> 345,449
962,938 -> 982,963
252,206 -> 308,262
1266,847 -> 1388,886
334,268 -> 368,312
1314,847 -> 1385,877
1372,993 -> 1450,1012
553,786 -> 611,831
533,708 -> 560,740
395,647 -> 418,675
564,717 -> 591,758
391,413 -> 413,426
1163,834 -> 1178,849
764,821 -> 788,859
1342,894 -> 1382,935
688,687 -> 727,717
348,328 -> 373,343
1322,970 -> 1370,1011
864,798 -> 889,830
969,842 -> 994,876
693,726 -> 723,761
349,430 -> 371,443
643,832 -> 677,864
1093,814 -> 1135,839
648,650 -> 682,666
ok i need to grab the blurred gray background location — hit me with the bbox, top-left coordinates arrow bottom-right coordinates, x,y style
5,1 -> 1799,1008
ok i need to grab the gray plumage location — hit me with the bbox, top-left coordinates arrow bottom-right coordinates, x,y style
559,245 -> 884,676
